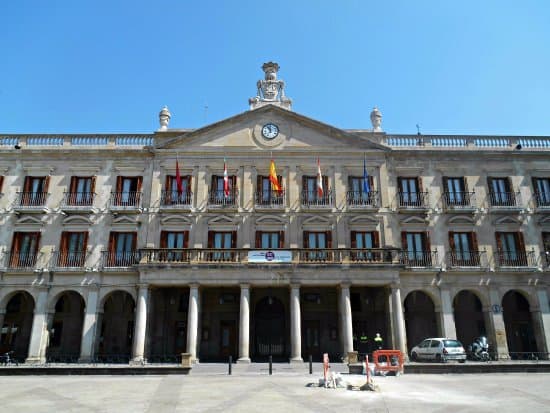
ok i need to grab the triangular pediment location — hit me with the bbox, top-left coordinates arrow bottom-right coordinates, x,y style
156,105 -> 388,153
160,215 -> 193,226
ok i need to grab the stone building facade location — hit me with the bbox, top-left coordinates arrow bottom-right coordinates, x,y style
1,63 -> 550,364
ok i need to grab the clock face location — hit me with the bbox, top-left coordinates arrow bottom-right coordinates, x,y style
261,123 -> 279,139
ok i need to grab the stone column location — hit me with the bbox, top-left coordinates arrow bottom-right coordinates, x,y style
532,289 -> 550,358
79,287 -> 99,362
26,289 -> 49,364
486,288 -> 509,359
340,284 -> 354,355
438,288 -> 457,339
391,286 -> 407,356
238,284 -> 251,363
290,284 -> 302,363
187,283 -> 200,363
0,309 -> 5,333
131,285 -> 149,363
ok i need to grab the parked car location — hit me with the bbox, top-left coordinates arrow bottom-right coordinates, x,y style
410,338 -> 467,363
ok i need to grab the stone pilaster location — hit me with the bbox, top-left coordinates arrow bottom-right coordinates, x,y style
187,284 -> 200,363
26,289 -> 49,364
532,289 -> 550,358
79,287 -> 99,362
486,288 -> 509,359
438,288 -> 457,339
131,285 -> 149,363
391,286 -> 407,356
289,284 -> 302,363
237,283 -> 251,363
340,284 -> 354,356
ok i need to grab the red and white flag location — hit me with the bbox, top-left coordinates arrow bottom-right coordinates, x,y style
223,157 -> 230,198
175,156 -> 183,194
316,157 -> 324,197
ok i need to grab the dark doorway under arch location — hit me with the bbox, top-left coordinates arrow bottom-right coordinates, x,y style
98,291 -> 135,363
254,296 -> 287,361
404,291 -> 437,351
454,290 -> 486,348
48,291 -> 85,362
502,290 -> 538,358
1,291 -> 34,361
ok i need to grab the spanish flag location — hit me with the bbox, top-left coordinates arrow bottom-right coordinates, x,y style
269,159 -> 281,192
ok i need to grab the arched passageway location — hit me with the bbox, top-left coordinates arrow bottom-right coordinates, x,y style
0,291 -> 35,361
404,291 -> 437,350
453,290 -> 486,348
502,290 -> 538,358
47,291 -> 85,362
98,291 -> 135,362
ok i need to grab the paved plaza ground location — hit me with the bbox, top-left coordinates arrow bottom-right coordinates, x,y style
1,364 -> 549,412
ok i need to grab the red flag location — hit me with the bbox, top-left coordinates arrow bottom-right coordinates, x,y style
175,158 -> 183,194
316,157 -> 324,197
269,159 -> 281,192
223,157 -> 230,197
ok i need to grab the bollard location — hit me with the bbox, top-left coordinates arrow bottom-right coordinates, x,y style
269,355 -> 272,375
309,354 -> 312,374
228,355 -> 232,375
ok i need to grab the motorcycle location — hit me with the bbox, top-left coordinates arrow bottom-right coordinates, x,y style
468,336 -> 490,361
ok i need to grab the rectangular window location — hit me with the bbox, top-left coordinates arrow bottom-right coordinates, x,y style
164,175 -> 192,205
488,177 -> 513,206
207,231 -> 237,261
350,231 -> 380,261
160,231 -> 189,262
107,232 -> 137,266
397,177 -> 422,206
59,231 -> 88,267
21,176 -> 49,206
348,176 -> 375,205
256,175 -> 283,205
114,176 -> 142,206
443,177 -> 468,206
67,176 -> 95,206
448,232 -> 479,266
302,175 -> 329,204
255,231 -> 284,249
303,231 -> 332,261
210,175 -> 237,204
495,232 -> 526,266
10,232 -> 41,268
401,231 -> 431,266
533,178 -> 550,207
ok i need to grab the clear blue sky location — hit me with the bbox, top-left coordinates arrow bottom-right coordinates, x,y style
1,1 -> 549,135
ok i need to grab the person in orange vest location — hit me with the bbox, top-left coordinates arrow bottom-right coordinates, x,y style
374,333 -> 383,350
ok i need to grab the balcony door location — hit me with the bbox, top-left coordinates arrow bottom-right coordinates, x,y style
496,232 -> 526,266
22,176 -> 49,206
255,231 -> 284,249
402,232 -> 431,265
115,176 -> 142,206
488,177 -> 512,205
208,231 -> 237,261
108,232 -> 137,266
68,176 -> 95,205
448,232 -> 479,265
443,177 -> 466,205
10,232 -> 40,268
165,175 -> 191,204
398,177 -> 421,206
160,231 -> 189,262
533,178 -> 550,206
59,232 -> 88,267
257,175 -> 283,205
350,231 -> 380,261
303,231 -> 332,261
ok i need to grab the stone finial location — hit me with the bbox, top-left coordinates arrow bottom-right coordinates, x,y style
158,106 -> 171,131
370,107 -> 382,132
249,62 -> 292,110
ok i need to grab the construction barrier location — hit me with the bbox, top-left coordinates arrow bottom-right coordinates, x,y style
372,350 -> 404,375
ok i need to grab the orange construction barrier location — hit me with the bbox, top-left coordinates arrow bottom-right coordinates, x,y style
372,350 -> 404,375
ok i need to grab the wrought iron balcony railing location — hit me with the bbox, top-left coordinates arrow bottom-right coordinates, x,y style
101,251 -> 141,268
14,192 -> 48,208
208,189 -> 239,207
396,191 -> 429,209
534,192 -> 550,208
442,191 -> 476,210
301,190 -> 333,207
110,192 -> 142,208
446,250 -> 487,268
61,192 -> 95,208
139,248 -> 401,265
160,190 -> 193,207
51,251 -> 87,269
255,190 -> 285,208
495,250 -> 537,268
488,191 -> 522,208
346,191 -> 380,208
5,252 -> 39,269
399,251 -> 438,268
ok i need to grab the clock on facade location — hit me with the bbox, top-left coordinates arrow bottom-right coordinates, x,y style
261,123 -> 279,139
